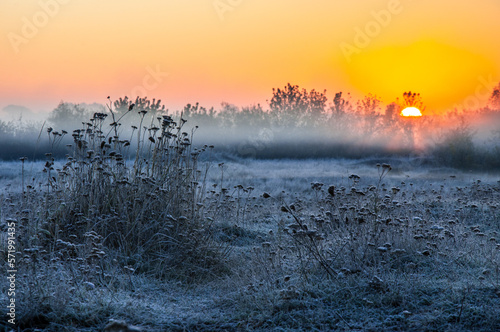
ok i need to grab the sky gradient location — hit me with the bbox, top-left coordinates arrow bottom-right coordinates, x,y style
2,0 -> 500,115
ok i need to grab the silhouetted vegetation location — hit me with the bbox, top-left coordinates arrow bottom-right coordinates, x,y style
1,87 -> 500,331
490,82 -> 500,109
1,84 -> 500,170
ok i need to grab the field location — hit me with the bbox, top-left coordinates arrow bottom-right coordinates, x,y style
1,147 -> 500,331
4,1 -> 500,330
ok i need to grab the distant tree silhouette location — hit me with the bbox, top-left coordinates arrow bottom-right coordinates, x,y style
305,88 -> 328,126
356,94 -> 382,138
489,82 -> 500,110
394,92 -> 428,149
383,102 -> 399,129
236,104 -> 267,128
269,83 -> 307,126
113,96 -> 166,118
327,92 -> 353,133
218,102 -> 240,128
269,83 -> 327,127
0,120 -> 9,136
48,102 -> 95,128
331,92 -> 351,115
400,91 -> 425,112
181,102 -> 217,126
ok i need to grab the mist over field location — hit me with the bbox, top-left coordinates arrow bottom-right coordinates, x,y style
4,0 -> 500,330
0,86 -> 499,331
1,85 -> 500,171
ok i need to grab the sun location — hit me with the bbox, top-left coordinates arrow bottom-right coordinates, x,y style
401,107 -> 422,117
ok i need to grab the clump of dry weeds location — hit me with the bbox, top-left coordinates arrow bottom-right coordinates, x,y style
223,163 -> 500,331
1,101 -> 233,330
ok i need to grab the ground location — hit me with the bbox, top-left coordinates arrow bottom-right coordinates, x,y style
1,157 -> 500,331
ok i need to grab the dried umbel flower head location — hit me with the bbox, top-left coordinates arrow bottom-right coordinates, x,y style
349,174 -> 360,181
311,182 -> 324,190
328,185 -> 335,197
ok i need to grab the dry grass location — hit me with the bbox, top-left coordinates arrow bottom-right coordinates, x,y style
1,108 -> 500,331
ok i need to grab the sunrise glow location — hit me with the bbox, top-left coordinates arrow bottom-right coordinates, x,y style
1,1 -> 500,114
401,107 -> 422,117
2,4 -> 500,328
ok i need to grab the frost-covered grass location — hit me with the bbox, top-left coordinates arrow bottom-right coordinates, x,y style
1,111 -> 500,331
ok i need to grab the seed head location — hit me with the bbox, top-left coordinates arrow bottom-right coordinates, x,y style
328,185 -> 335,197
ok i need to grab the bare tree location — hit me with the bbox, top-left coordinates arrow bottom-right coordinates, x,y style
269,83 -> 327,127
356,94 -> 382,138
400,91 -> 425,112
489,82 -> 500,110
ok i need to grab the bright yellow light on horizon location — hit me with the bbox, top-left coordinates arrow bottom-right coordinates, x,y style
401,107 -> 422,117
1,1 -> 500,112
345,40 -> 497,113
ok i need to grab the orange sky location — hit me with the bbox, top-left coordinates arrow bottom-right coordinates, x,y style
1,0 -> 500,115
